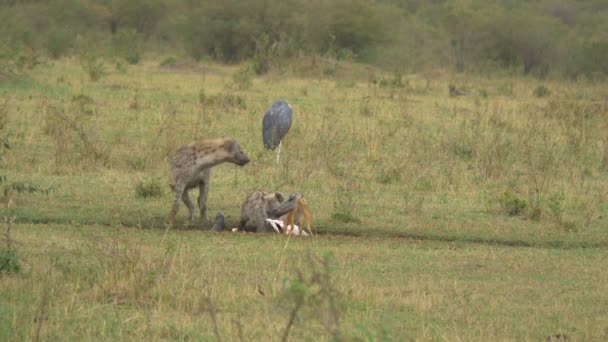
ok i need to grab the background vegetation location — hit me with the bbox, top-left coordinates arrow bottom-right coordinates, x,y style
1,0 -> 608,78
0,0 -> 607,340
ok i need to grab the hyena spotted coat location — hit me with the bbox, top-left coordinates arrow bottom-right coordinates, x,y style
238,191 -> 302,232
167,137 -> 250,225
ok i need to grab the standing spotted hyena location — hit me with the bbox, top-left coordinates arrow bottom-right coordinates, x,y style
167,137 -> 250,225
238,191 -> 302,232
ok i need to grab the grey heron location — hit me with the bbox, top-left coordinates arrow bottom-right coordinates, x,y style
262,100 -> 292,165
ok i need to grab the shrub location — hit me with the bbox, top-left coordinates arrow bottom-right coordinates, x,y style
480,12 -> 562,76
46,28 -> 74,59
498,189 -> 527,216
44,103 -> 111,167
80,55 -> 107,82
231,65 -> 253,90
112,29 -> 142,65
0,244 -> 21,275
135,178 -> 163,198
279,251 -> 344,340
331,186 -> 360,223
547,191 -> 565,221
160,56 -> 177,67
569,42 -> 608,78
533,85 -> 551,97
323,0 -> 388,58
107,0 -> 167,38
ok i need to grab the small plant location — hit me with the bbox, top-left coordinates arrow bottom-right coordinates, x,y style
135,178 -> 164,198
71,93 -> 95,115
160,56 -> 177,67
331,186 -> 360,223
497,82 -> 513,97
0,246 -> 21,275
85,227 -> 159,305
125,51 -> 140,65
533,85 -> 551,97
1,223 -> 21,275
46,28 -> 74,59
231,65 -> 253,90
279,251 -> 344,341
377,164 -> 401,184
547,191 -> 565,221
129,91 -> 140,110
359,96 -> 375,117
44,103 -> 111,167
323,64 -> 337,77
80,54 -> 107,82
15,51 -> 41,71
252,34 -> 272,75
390,69 -> 406,88
112,29 -> 142,65
200,91 -> 246,110
498,189 -> 527,216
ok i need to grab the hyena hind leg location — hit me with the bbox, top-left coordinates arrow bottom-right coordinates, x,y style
197,170 -> 211,222
167,183 -> 186,225
181,190 -> 195,222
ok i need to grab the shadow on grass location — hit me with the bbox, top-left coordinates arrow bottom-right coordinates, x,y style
13,216 -> 608,250
321,227 -> 608,250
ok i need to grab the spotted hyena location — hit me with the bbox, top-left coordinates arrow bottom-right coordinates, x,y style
166,137 -> 250,225
237,191 -> 302,232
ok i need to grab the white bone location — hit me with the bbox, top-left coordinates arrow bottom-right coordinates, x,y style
265,219 -> 308,236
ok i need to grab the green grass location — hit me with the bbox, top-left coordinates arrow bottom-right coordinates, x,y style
1,57 -> 608,340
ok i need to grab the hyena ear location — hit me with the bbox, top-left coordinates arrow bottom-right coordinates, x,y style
225,139 -> 237,152
274,192 -> 285,203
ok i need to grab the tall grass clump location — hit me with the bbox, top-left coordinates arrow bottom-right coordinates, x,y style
43,99 -> 112,168
0,224 -> 21,275
279,251 -> 344,341
135,178 -> 164,198
112,29 -> 142,65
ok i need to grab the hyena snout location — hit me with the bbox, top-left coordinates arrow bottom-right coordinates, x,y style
234,151 -> 250,166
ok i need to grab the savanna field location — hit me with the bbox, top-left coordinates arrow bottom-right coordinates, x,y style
1,56 -> 608,341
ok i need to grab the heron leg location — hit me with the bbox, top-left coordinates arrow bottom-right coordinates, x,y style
275,140 -> 282,166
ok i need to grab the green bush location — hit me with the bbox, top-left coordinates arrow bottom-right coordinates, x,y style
107,0 -> 167,38
46,28 -> 74,59
331,186 -> 360,224
0,246 -> 21,275
135,178 -> 163,199
231,65 -> 253,90
479,12 -> 563,76
570,42 -> 608,78
80,55 -> 107,82
533,85 -> 551,98
498,190 -> 527,216
324,0 -> 388,57
112,29 -> 142,65
160,56 -> 177,67
547,191 -> 565,221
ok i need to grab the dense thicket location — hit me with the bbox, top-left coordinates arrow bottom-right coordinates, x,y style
1,0 -> 607,78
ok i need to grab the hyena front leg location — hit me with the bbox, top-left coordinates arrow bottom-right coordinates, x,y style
197,170 -> 210,222
167,182 -> 186,225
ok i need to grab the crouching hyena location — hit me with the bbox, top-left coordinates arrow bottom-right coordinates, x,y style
167,137 -> 250,225
238,191 -> 302,232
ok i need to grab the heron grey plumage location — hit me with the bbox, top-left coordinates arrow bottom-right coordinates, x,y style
262,100 -> 292,165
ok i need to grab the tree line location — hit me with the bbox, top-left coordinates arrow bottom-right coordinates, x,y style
1,0 -> 607,78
